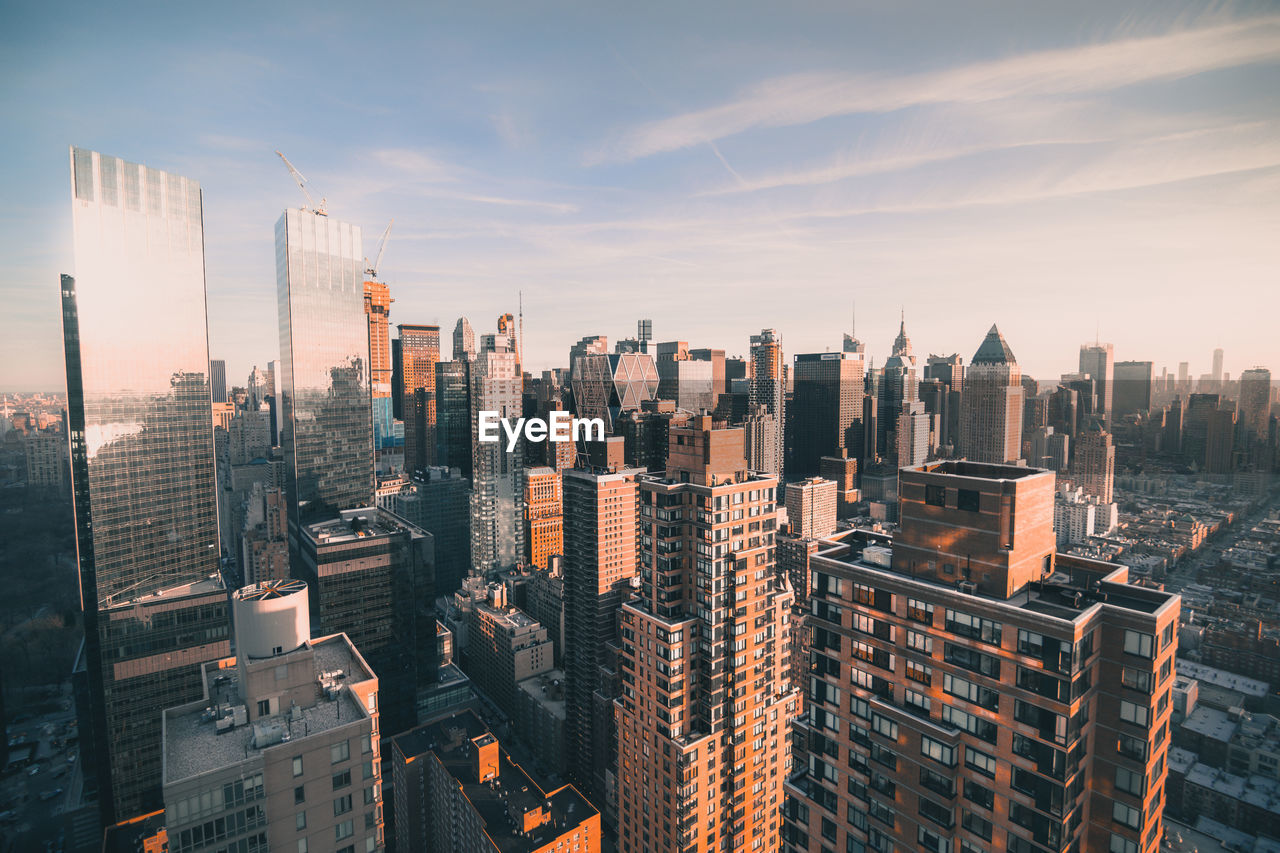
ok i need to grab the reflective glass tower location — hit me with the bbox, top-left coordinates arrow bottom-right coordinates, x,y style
276,208 -> 374,524
63,148 -> 230,823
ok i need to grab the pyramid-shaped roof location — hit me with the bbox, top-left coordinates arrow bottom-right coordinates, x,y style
972,324 -> 1017,364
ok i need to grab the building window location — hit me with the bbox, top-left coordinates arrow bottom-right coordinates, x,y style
257,699 -> 270,716
925,485 -> 946,507
962,810 -> 993,841
1115,766 -> 1145,797
1120,701 -> 1149,727
335,819 -> 355,841
293,756 -> 304,777
1110,834 -> 1139,853
906,630 -> 933,654
945,610 -> 1002,646
1123,630 -> 1153,659
298,840 -> 308,853
907,598 -> 935,625
920,735 -> 956,767
957,489 -> 980,512
332,741 -> 350,764
872,714 -> 898,741
965,747 -> 997,778
334,794 -> 353,816
333,770 -> 352,791
1112,802 -> 1141,830
1121,668 -> 1152,693
296,812 -> 307,831
964,780 -> 995,810
295,785 -> 305,805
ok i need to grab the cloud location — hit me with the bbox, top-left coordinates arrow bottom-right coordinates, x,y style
593,15 -> 1280,163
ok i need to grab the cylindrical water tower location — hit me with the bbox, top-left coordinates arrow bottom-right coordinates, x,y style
233,579 -> 310,660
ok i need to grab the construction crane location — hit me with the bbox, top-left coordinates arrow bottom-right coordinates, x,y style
275,150 -> 327,216
365,219 -> 394,280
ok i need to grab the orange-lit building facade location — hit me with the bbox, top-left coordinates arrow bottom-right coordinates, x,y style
617,416 -> 799,853
783,461 -> 1180,853
391,709 -> 601,853
398,323 -> 440,475
525,466 -> 564,570
364,280 -> 392,400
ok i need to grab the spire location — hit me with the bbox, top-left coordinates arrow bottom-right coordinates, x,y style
891,311 -> 912,359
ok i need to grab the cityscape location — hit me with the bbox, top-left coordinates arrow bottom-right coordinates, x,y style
2,5 -> 1279,853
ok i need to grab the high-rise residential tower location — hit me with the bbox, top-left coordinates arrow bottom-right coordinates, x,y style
470,333 -> 526,574
784,460 -> 1180,853
1071,427 -> 1115,504
1079,341 -> 1115,428
959,325 -> 1024,464
790,351 -> 865,478
63,148 -> 230,823
562,440 -> 643,826
750,328 -> 786,476
276,207 -> 374,525
617,417 -> 798,853
398,323 -> 441,475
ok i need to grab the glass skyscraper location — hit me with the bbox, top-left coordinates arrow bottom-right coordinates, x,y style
276,208 -> 374,523
63,148 -> 230,823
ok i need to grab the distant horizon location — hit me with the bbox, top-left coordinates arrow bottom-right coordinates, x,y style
4,2 -> 1277,392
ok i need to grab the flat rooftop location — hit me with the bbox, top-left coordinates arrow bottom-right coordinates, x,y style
812,532 -> 1178,623
902,460 -> 1050,481
1178,660 -> 1270,698
391,710 -> 596,853
106,573 -> 225,611
302,507 -> 418,545
164,634 -> 373,785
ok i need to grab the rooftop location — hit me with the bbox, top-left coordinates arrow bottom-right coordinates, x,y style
1178,660 -> 1271,698
812,532 -> 1177,623
163,634 -> 374,785
901,459 -> 1047,482
392,710 -> 596,853
106,573 -> 225,611
1183,706 -> 1240,744
517,670 -> 567,719
302,507 -> 418,545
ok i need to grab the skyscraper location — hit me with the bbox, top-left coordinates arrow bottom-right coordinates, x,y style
364,278 -> 394,454
617,417 -> 798,853
1071,426 -> 1115,504
435,359 -> 472,477
1212,347 -> 1224,384
959,325 -> 1024,464
878,316 -> 919,459
1079,341 -> 1115,427
470,333 -> 526,574
1113,360 -> 1153,420
1238,367 -> 1272,443
63,148 -> 230,822
276,207 -> 374,524
784,460 -> 1180,853
750,328 -> 786,476
398,323 -> 441,475
561,443 -> 643,825
209,358 -> 227,404
452,315 -> 476,362
524,465 -> 563,570
790,351 -> 865,478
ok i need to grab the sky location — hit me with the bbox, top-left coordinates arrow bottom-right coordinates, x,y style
2,0 -> 1278,392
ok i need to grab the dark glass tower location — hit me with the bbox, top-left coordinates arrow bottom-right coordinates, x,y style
276,208 -> 374,525
435,359 -> 472,478
62,148 -> 230,824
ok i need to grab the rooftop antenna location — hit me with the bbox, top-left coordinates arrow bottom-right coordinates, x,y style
519,290 -> 524,369
275,150 -> 327,216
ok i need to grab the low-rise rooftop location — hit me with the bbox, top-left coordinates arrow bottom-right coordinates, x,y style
392,710 -> 596,853
163,633 -> 373,785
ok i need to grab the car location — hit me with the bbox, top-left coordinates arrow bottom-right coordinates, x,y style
67,754 -> 77,763
29,764 -> 41,776
40,788 -> 63,801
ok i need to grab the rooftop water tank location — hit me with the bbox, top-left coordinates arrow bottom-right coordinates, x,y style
233,579 -> 310,660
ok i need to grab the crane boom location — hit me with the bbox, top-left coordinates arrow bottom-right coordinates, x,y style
366,219 -> 393,279
275,150 -> 327,215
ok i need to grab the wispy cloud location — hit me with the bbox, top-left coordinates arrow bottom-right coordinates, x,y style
593,16 -> 1280,163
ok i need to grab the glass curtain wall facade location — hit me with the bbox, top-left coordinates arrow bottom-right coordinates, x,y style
63,147 -> 229,823
276,208 -> 373,524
